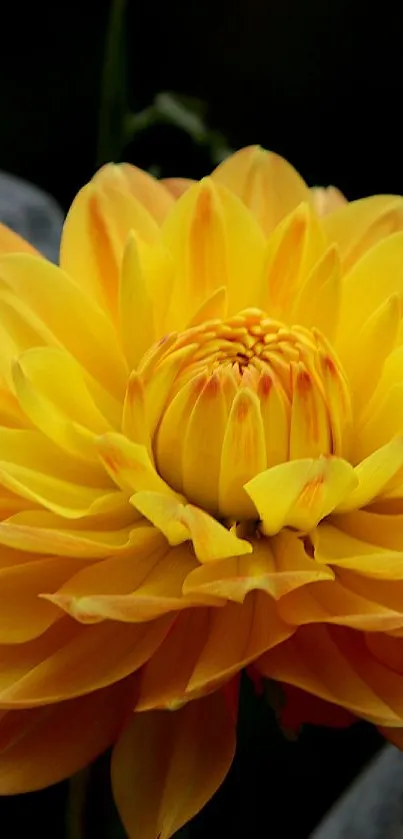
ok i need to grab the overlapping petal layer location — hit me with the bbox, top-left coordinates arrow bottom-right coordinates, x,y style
0,146 -> 403,836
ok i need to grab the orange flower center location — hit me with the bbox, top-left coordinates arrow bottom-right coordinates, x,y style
152,309 -> 352,518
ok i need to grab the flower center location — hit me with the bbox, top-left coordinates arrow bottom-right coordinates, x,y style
150,309 -> 352,519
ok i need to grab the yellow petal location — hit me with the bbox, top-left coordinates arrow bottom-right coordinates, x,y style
260,202 -> 326,318
131,492 -> 252,561
257,624 -> 403,726
212,145 -> 310,234
60,172 -> 160,313
337,508 -> 403,552
291,245 -> 341,342
0,254 -> 127,399
314,522 -> 403,579
0,223 -> 40,257
289,362 -> 331,459
182,372 -> 229,513
117,162 -> 174,224
324,195 -> 403,272
187,285 -> 228,327
246,456 -> 356,535
119,234 -> 156,369
0,677 -> 137,793
112,691 -> 236,839
162,178 -> 265,325
336,438 -> 403,512
219,388 -> 266,519
97,433 -> 176,496
161,177 -> 195,198
122,371 -> 152,456
137,593 -> 292,710
310,186 -> 347,217
0,616 -> 172,707
183,529 -> 333,603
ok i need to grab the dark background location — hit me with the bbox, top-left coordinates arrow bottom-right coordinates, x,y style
0,0 -> 399,835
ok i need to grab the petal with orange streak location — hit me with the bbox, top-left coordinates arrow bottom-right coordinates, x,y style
137,593 -> 292,711
0,223 -> 40,257
0,614 -> 173,707
60,170 -> 160,314
257,624 -> 403,726
118,163 -> 175,223
323,195 -> 403,272
183,529 -> 333,604
112,690 -> 236,839
0,676 -> 136,793
0,254 -> 128,399
212,145 -> 310,235
161,177 -> 195,199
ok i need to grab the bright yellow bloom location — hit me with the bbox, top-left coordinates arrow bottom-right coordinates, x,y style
2,145 -> 403,836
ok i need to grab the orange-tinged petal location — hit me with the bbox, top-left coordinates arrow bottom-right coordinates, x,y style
122,371 -> 152,456
314,522 -> 403,578
183,529 -> 333,603
137,593 -> 292,710
0,557 -> 85,643
60,173 -> 160,314
212,145 -> 310,235
289,362 -> 331,459
337,508 -> 403,552
118,162 -> 175,224
161,177 -> 195,198
335,438 -> 403,512
182,372 -> 229,513
162,178 -> 265,325
257,624 -> 403,726
112,691 -> 236,839
0,615 -> 172,707
291,245 -> 341,342
324,195 -> 403,272
0,254 -> 128,399
245,456 -> 356,535
257,369 -> 290,466
260,202 -> 326,319
219,388 -> 266,519
277,575 -> 403,632
0,676 -> 137,793
97,433 -> 176,496
131,491 -> 252,561
0,223 -> 40,257
119,234 -> 156,369
141,343 -> 198,437
310,186 -> 347,218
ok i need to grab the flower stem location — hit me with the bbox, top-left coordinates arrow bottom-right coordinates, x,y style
97,0 -> 128,167
67,768 -> 90,839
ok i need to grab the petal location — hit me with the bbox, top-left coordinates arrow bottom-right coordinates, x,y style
137,593 -> 292,710
291,245 -> 341,342
0,254 -> 127,399
336,508 -> 403,552
0,509 -> 138,559
314,522 -> 403,578
117,163 -> 174,224
161,178 -> 265,325
131,492 -> 251,562
97,433 -> 176,496
324,195 -> 403,272
60,172 -> 160,314
257,369 -> 290,467
0,676 -> 136,793
245,456 -> 356,535
183,530 -> 333,603
161,177 -> 195,198
219,388 -> 266,519
119,234 -> 156,369
260,203 -> 326,319
112,690 -> 236,839
45,541 -> 220,623
182,371 -> 229,513
0,615 -> 172,707
289,362 -> 332,459
122,371 -> 152,456
336,232 -> 403,356
310,186 -> 347,218
0,223 -> 40,257
257,624 -> 403,726
335,438 -> 403,512
212,145 -> 310,235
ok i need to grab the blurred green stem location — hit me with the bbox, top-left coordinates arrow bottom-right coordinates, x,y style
97,0 -> 128,166
67,768 -> 90,839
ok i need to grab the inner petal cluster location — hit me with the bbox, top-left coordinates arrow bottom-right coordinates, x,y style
151,309 -> 352,519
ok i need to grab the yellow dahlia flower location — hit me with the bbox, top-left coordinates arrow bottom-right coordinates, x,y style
2,145 -> 403,836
